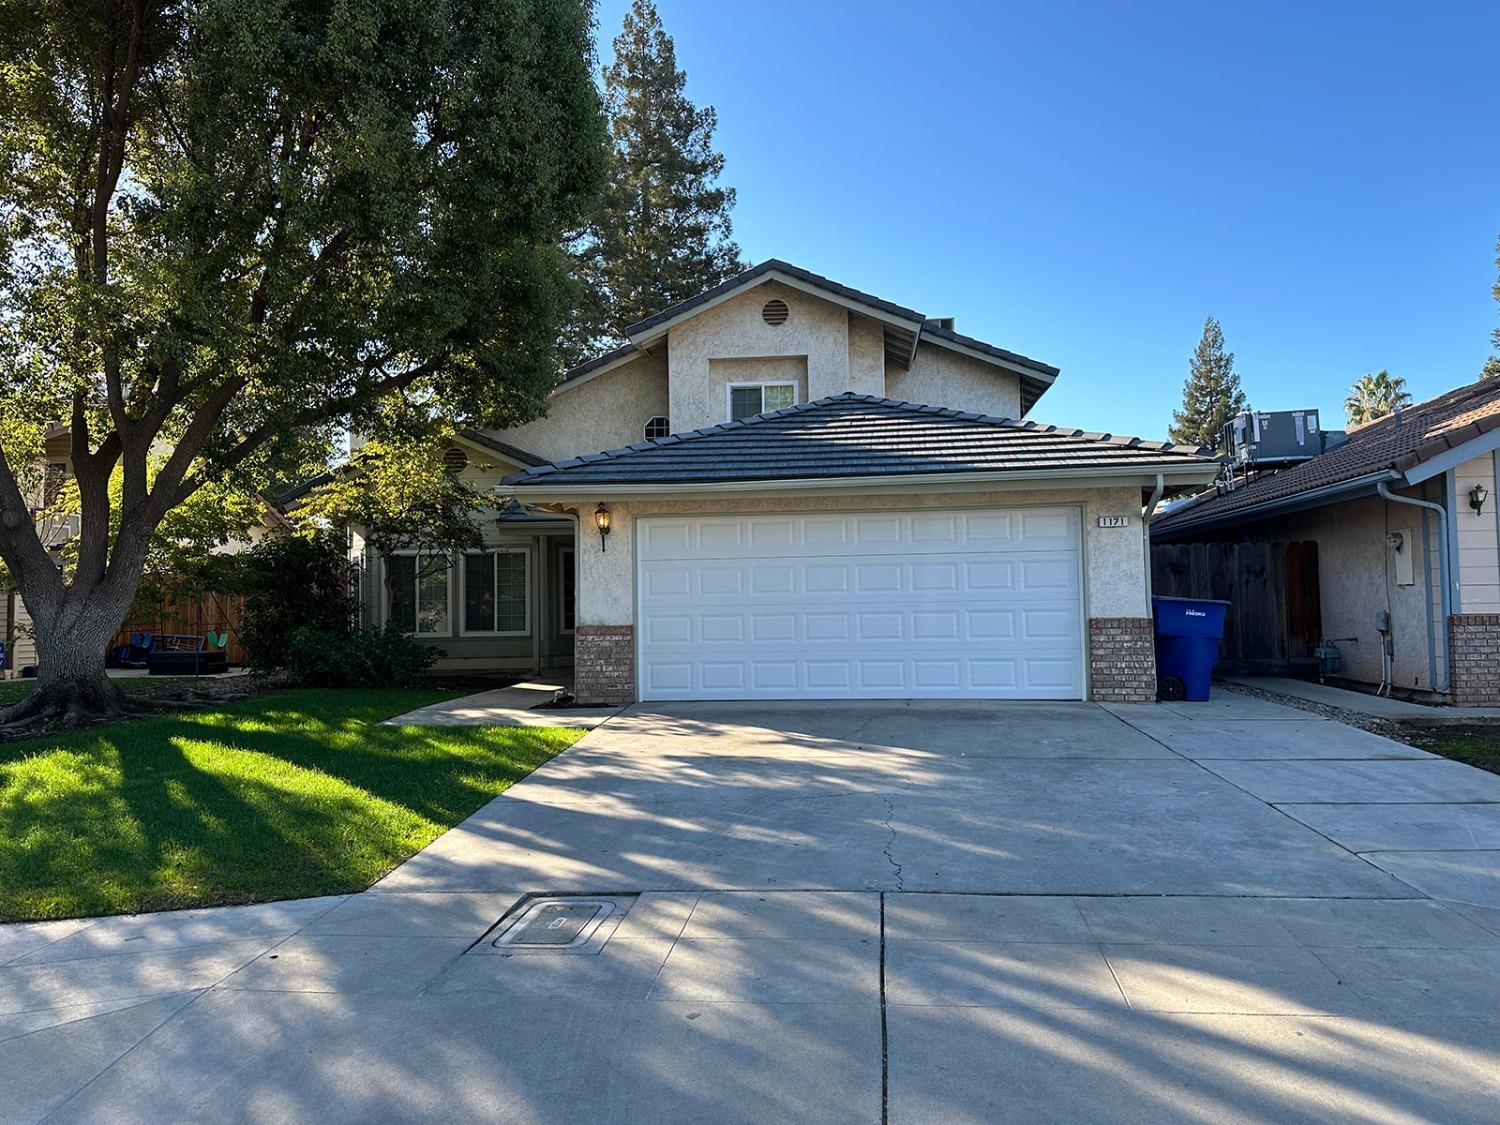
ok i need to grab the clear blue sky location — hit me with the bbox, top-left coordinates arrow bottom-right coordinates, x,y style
597,0 -> 1500,440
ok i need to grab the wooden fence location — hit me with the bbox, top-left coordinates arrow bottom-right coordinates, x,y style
111,589 -> 248,665
1150,541 -> 1321,675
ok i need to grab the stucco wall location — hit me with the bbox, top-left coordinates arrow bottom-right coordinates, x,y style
571,486 -> 1149,629
667,282 -> 850,430
847,313 -> 886,397
487,349 -> 668,462
1228,490 -> 1441,691
1455,451 -> 1499,612
885,342 -> 1023,418
708,356 -> 808,417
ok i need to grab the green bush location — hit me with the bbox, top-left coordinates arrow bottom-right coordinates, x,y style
285,625 -> 438,689
240,534 -> 352,674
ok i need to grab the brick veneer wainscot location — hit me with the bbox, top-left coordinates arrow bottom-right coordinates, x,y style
1449,614 -> 1500,707
574,625 -> 635,705
1088,617 -> 1157,703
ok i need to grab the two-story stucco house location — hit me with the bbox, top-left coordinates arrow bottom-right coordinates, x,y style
357,260 -> 1216,704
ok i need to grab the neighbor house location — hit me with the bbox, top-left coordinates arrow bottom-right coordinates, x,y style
352,259 -> 1216,704
1151,378 -> 1500,706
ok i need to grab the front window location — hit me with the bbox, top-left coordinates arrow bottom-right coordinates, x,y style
728,382 -> 797,422
462,549 -> 529,634
387,553 -> 451,635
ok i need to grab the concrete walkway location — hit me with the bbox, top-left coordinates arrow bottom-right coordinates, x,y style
381,676 -> 623,729
1225,675 -> 1500,723
6,693 -> 1500,1123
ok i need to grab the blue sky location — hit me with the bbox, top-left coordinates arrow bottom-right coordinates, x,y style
596,0 -> 1500,440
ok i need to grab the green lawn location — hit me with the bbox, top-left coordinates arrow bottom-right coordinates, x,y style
1410,725 -> 1500,777
0,689 -> 582,921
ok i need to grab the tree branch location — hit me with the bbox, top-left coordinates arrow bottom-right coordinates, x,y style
0,448 -> 64,603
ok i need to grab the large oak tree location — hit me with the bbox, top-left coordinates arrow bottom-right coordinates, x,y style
0,0 -> 608,725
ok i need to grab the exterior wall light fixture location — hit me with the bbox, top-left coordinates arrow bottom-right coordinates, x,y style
1469,483 -> 1489,516
594,503 -> 611,550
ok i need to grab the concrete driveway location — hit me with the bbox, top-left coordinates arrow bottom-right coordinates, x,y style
6,692 -> 1500,1123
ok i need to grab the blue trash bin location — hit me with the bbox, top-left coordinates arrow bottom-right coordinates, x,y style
1151,596 -> 1231,702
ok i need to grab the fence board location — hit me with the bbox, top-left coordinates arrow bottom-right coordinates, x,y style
1151,541 -> 1321,675
112,590 -> 247,665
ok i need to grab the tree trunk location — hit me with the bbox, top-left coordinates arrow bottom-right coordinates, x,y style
3,590 -> 134,728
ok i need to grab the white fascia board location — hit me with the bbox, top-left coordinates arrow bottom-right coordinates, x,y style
449,432 -> 535,472
503,462 -> 1217,503
1401,425 -> 1500,485
552,346 -> 648,393
627,269 -> 924,348
918,331 -> 1058,386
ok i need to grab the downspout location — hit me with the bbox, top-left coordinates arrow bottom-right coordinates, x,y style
1377,481 -> 1452,692
1143,473 -> 1165,610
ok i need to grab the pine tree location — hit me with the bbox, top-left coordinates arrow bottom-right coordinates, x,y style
1169,316 -> 1247,451
562,0 -> 744,365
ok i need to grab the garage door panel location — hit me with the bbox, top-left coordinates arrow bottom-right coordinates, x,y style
637,601 -> 1082,647
636,509 -> 1083,700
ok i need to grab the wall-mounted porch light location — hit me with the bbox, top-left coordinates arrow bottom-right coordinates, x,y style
594,503 -> 611,551
1469,483 -> 1489,516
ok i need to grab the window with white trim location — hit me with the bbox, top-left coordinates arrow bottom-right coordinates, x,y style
644,416 -> 670,440
727,381 -> 797,422
387,553 -> 451,636
462,549 -> 529,634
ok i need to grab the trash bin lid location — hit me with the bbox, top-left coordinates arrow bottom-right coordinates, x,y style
1151,595 -> 1232,606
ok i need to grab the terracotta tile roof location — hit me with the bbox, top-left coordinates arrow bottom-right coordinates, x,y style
1152,378 -> 1500,536
505,393 -> 1213,488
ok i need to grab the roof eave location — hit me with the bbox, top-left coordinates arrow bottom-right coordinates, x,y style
627,267 -> 925,349
1399,421 -> 1500,485
504,461 -> 1217,502
1151,469 -> 1402,541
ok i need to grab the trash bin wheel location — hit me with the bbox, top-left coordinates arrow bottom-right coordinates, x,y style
1157,676 -> 1187,702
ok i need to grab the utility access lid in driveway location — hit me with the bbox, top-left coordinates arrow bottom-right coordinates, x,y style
491,897 -> 622,952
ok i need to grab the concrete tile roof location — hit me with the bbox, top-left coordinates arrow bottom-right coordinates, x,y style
1152,377 -> 1500,536
504,393 -> 1212,488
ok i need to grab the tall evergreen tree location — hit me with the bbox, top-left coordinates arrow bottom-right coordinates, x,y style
563,0 -> 744,365
1169,317 -> 1247,451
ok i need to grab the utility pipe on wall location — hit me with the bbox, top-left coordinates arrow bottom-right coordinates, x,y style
1142,473 -> 1165,612
1377,482 -> 1452,693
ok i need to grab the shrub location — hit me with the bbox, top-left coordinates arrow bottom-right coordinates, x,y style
285,625 -> 438,689
240,534 -> 352,674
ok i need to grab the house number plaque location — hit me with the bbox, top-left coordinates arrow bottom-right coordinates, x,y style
1096,516 -> 1130,528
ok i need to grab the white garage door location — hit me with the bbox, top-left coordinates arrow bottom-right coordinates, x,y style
636,508 -> 1084,700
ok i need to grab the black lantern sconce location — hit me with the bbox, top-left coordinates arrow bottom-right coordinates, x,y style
1470,483 -> 1489,517
594,503 -> 611,550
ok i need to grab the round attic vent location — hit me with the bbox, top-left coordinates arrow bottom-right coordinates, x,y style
442,446 -> 469,473
761,298 -> 789,326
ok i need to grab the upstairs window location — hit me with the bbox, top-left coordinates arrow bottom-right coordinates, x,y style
728,382 -> 797,422
644,416 -> 671,440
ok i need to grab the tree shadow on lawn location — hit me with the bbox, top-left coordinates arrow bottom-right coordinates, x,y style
0,690 -> 577,921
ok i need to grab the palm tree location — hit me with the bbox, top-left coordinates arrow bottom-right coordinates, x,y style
1345,370 -> 1413,426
